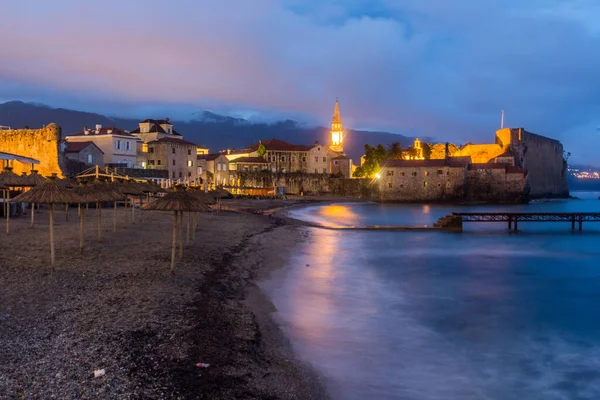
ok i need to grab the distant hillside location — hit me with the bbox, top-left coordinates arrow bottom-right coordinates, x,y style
0,101 -> 413,162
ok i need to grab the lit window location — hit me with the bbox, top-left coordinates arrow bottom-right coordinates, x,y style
187,160 -> 193,167
423,181 -> 428,187
198,167 -> 203,174
87,154 -> 92,164
424,171 -> 430,176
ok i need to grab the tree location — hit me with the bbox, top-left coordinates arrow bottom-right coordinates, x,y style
387,142 -> 404,160
353,144 -> 387,178
422,142 -> 433,160
257,142 -> 267,158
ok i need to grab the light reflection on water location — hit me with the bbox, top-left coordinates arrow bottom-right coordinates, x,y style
263,193 -> 600,400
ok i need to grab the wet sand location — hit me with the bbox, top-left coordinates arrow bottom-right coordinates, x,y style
0,201 -> 330,399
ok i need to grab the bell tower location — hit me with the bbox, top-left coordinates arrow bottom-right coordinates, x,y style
330,99 -> 344,153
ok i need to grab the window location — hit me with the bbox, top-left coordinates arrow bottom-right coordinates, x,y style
291,156 -> 296,162
172,172 -> 175,178
157,160 -> 161,165
87,154 -> 92,164
188,172 -> 192,177
149,147 -> 154,153
400,184 -> 404,188
271,155 -> 276,162
302,156 -> 306,162
148,160 -> 155,165
318,147 -> 321,151
142,161 -> 146,168
253,166 -> 258,171
179,172 -> 182,178
322,168 -> 327,173
387,170 -> 394,176
187,160 -> 193,167
281,156 -> 286,162
244,166 -> 249,172
198,167 -> 203,174
438,183 -> 442,187
388,183 -> 393,189
217,164 -> 221,171
437,170 -> 443,175
126,141 -> 130,151
424,171 -> 430,176
187,149 -> 191,155
115,140 -> 121,150
314,169 -> 318,173
172,159 -> 176,166
172,147 -> 176,154
334,160 -> 339,165
314,157 -> 319,162
400,172 -> 405,176
423,181 -> 428,187
322,157 -> 326,162
411,172 -> 417,177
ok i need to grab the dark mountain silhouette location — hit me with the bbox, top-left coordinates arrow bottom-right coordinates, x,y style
0,101 -> 413,162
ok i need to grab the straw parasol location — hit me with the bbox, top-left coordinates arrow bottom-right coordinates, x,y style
142,186 -> 212,274
12,176 -> 85,270
91,180 -> 125,233
0,167 -> 30,235
121,181 -> 144,223
18,171 -> 46,227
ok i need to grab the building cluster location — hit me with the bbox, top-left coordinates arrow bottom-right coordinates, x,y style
59,100 -> 353,189
379,128 -> 569,201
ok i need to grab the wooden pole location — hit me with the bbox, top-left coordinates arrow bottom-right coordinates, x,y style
49,203 -> 55,271
97,202 -> 101,242
31,203 -> 35,228
6,189 -> 10,235
186,211 -> 190,245
113,201 -> 117,232
131,196 -> 135,224
179,211 -> 183,259
65,203 -> 69,221
171,211 -> 177,274
79,206 -> 84,254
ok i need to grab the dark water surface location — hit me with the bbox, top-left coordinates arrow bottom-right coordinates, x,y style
261,192 -> 600,400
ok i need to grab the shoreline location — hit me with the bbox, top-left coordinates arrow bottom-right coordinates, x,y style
0,201 -> 330,399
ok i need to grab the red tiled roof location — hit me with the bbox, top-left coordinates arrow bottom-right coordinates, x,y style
247,138 -> 312,152
131,119 -> 182,136
197,153 -> 220,161
231,157 -> 269,164
68,127 -> 135,137
65,141 -> 104,154
147,137 -> 198,146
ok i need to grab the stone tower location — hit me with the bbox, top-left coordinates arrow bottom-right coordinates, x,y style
330,99 -> 344,153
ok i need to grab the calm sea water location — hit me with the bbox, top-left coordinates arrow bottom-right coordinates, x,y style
261,192 -> 600,400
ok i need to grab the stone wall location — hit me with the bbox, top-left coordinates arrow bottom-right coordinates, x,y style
518,130 -> 569,198
465,166 -> 527,203
0,123 -> 64,177
378,165 -> 467,202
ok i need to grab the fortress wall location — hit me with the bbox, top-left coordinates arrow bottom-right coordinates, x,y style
465,167 -> 527,203
454,143 -> 505,163
520,130 -> 569,198
0,123 -> 64,177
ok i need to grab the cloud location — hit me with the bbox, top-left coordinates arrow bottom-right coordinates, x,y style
1,0 -> 599,162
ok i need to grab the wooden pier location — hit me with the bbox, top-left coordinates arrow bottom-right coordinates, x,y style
449,212 -> 600,231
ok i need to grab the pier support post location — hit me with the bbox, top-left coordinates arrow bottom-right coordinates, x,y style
514,218 -> 518,231
579,215 -> 583,231
571,217 -> 575,231
508,217 -> 512,230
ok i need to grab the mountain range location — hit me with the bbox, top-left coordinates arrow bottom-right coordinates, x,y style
0,101 -> 413,162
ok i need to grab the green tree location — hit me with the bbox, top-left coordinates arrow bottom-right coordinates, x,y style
353,144 -> 388,178
257,142 -> 267,158
387,142 -> 404,160
422,142 -> 433,160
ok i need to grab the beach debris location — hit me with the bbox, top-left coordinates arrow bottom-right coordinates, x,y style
194,362 -> 210,368
93,369 -> 106,378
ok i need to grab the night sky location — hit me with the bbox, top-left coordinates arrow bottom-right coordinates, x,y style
1,0 -> 599,164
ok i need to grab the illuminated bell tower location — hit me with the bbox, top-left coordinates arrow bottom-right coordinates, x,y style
330,99 -> 344,153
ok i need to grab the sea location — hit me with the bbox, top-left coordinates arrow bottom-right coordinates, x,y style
260,191 -> 600,400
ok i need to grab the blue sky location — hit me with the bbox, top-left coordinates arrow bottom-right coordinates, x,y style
1,0 -> 599,163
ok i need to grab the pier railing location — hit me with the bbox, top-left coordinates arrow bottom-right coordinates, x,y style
445,212 -> 600,231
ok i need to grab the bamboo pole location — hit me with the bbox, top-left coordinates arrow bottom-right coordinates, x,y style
179,211 -> 183,260
65,203 -> 69,221
131,196 -> 135,224
79,206 -> 84,254
49,204 -> 55,271
171,211 -> 177,274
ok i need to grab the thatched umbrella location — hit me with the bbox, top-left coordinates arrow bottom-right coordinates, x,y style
89,181 -> 125,233
142,186 -> 212,274
18,171 -> 46,228
121,181 -> 144,223
12,176 -> 85,271
189,190 -> 216,242
0,167 -> 29,235
71,183 -> 108,252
